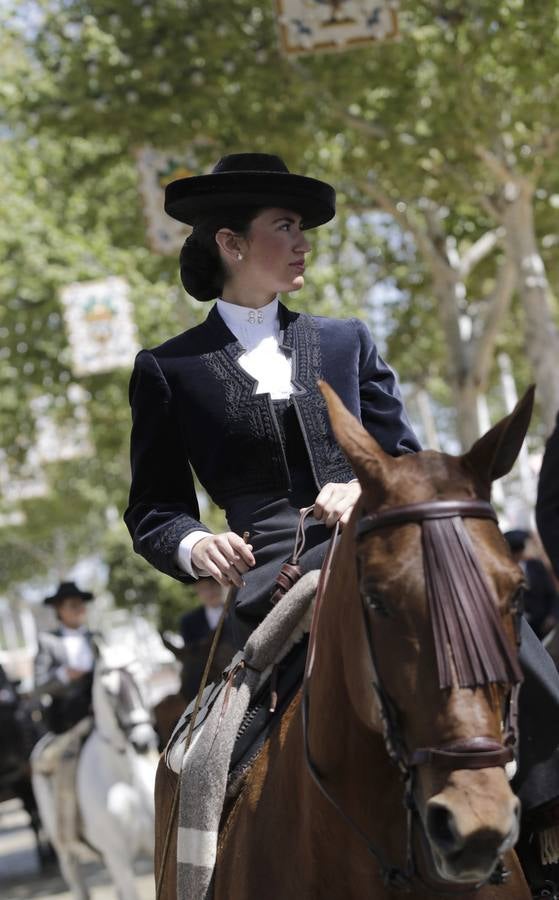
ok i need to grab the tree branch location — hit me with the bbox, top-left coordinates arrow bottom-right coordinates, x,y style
536,128 -> 559,159
476,144 -> 534,198
459,228 -> 504,278
355,178 -> 448,277
475,145 -> 513,185
472,254 -> 517,389
479,193 -> 502,222
285,58 -> 387,140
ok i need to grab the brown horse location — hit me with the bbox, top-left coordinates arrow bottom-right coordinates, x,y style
155,384 -> 534,900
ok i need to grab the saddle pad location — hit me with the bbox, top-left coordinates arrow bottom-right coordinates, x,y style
173,568 -> 319,900
165,650 -> 248,774
228,639 -> 307,788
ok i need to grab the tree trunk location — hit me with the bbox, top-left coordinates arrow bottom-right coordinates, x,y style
358,181 -> 516,451
425,218 -> 517,451
501,182 -> 559,434
454,378 -> 482,452
429,266 -> 481,450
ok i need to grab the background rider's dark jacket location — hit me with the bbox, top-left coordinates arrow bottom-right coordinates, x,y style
34,630 -> 95,735
179,606 -> 235,702
521,557 -> 559,640
124,302 -> 420,581
537,410 -> 559,579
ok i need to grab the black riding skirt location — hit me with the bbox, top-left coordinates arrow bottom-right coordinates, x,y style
226,491 -> 333,648
225,398 -> 335,647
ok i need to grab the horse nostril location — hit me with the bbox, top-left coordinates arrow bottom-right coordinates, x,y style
426,802 -> 461,853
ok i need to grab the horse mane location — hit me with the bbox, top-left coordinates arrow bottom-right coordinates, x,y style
421,516 -> 523,690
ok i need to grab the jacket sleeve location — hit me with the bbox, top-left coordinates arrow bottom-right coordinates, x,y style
354,319 -> 421,455
34,637 -> 68,696
124,349 -> 211,582
536,413 -> 559,578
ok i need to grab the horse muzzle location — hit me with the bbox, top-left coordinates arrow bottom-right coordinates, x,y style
128,722 -> 158,754
424,777 -> 520,883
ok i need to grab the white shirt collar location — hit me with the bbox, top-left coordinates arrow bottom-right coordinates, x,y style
60,625 -> 88,637
216,296 -> 279,331
205,606 -> 223,630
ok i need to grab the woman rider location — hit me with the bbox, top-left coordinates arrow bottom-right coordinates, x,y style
125,153 -> 559,895
123,152 -> 419,648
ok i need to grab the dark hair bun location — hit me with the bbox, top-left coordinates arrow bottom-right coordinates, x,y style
179,232 -> 223,302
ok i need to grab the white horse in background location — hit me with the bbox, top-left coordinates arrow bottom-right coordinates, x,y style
32,646 -> 159,900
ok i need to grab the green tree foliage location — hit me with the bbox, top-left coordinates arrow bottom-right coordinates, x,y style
2,0 -> 559,616
9,0 -> 559,425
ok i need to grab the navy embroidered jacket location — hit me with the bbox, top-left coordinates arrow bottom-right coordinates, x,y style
124,302 -> 420,582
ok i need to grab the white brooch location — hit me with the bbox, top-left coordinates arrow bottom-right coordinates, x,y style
247,310 -> 264,325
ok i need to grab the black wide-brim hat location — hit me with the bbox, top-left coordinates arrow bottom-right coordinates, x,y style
44,581 -> 94,606
164,153 -> 336,230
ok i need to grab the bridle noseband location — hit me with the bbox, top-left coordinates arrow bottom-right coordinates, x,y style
302,498 -> 521,892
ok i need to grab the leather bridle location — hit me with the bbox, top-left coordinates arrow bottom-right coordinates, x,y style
302,498 -> 522,892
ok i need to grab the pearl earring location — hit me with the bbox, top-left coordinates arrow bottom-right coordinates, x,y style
237,253 -> 243,261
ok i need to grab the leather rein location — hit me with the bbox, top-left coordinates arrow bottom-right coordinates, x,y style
301,498 -> 521,892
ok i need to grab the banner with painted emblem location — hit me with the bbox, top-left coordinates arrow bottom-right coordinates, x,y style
274,0 -> 399,55
30,384 -> 93,464
0,448 -> 48,506
59,277 -> 139,376
136,147 -> 193,254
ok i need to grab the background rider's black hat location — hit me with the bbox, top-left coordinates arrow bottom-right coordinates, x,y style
164,153 -> 336,230
43,581 -> 94,606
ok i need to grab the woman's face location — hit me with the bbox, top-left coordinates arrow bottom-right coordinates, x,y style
238,207 -> 312,294
56,596 -> 88,629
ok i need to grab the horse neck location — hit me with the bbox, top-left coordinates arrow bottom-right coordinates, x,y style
92,667 -> 128,752
305,524 -> 408,854
308,523 -> 374,760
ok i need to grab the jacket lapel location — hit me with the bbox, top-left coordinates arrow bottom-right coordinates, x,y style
202,300 -> 322,398
278,302 -> 321,397
51,628 -> 71,666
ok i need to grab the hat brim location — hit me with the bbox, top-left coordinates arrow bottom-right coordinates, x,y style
44,590 -> 94,605
164,171 -> 335,230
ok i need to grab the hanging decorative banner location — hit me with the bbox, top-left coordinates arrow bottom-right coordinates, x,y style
59,277 -> 140,376
30,384 -> 93,464
0,449 -> 48,505
274,0 -> 399,55
136,147 -> 191,254
136,145 -> 213,255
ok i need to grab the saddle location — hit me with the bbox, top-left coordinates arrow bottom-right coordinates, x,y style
165,637 -> 307,788
228,640 -> 306,789
165,512 -> 316,782
32,717 -> 93,849
158,505 -> 341,900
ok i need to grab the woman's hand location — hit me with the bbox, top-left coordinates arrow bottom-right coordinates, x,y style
66,668 -> 89,681
311,481 -> 362,529
191,532 -> 255,588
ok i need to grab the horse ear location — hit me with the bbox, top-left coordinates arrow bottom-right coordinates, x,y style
318,380 -> 390,486
463,386 -> 535,483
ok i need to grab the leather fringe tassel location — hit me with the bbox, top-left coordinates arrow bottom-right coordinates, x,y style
540,825 -> 559,866
422,516 -> 523,690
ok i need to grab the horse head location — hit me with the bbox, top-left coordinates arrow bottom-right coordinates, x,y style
93,646 -> 158,754
318,381 -> 534,886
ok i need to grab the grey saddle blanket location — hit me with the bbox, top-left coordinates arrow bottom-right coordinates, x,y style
165,641 -> 306,785
164,569 -> 319,900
